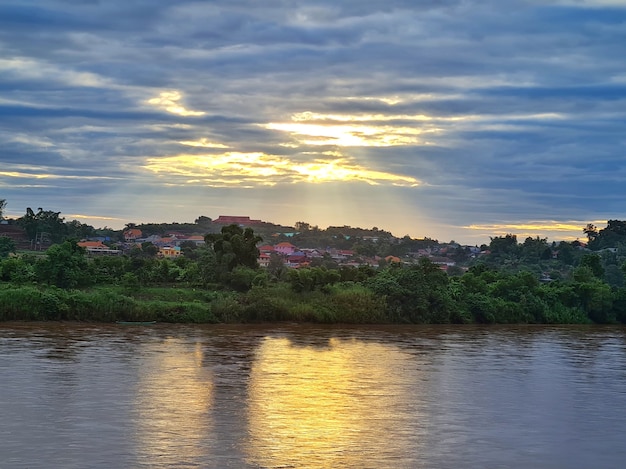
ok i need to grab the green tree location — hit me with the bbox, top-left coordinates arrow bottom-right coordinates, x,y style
579,253 -> 604,279
0,256 -> 36,284
367,258 -> 457,323
17,207 -> 68,244
66,220 -> 95,240
0,236 -> 16,258
489,234 -> 519,256
36,240 -> 91,288
520,236 -> 549,263
205,225 -> 262,282
556,241 -> 575,265
194,216 -> 213,232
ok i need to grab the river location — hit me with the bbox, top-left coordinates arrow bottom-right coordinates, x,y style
1,323 -> 625,468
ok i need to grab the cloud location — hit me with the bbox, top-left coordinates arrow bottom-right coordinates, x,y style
146,91 -> 206,117
0,0 -> 625,242
142,152 -> 420,187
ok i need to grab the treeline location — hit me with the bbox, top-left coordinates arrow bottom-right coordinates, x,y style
2,223 -> 626,324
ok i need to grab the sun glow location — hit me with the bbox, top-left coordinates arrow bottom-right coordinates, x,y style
466,220 -> 605,241
265,110 -> 568,148
265,122 -> 429,147
178,138 -> 229,148
0,170 -> 117,180
146,91 -> 206,116
143,153 -> 420,187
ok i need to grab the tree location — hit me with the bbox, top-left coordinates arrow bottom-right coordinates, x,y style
0,236 -> 16,258
583,223 -> 598,242
267,252 -> 286,279
205,224 -> 262,282
194,216 -> 213,231
17,207 -> 68,244
520,236 -> 549,263
294,221 -> 311,232
579,253 -> 605,279
0,199 -> 6,220
36,240 -> 91,288
489,234 -> 519,256
66,220 -> 95,240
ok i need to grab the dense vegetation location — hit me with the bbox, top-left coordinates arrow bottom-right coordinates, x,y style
2,199 -> 626,324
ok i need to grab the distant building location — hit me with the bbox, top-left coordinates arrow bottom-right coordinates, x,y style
124,228 -> 142,241
214,216 -> 262,226
78,241 -> 120,256
159,246 -> 182,258
274,242 -> 297,255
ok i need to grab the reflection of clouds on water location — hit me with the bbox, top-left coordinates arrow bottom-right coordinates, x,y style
245,336 -> 425,469
133,339 -> 213,467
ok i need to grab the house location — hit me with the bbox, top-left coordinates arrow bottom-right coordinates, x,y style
429,256 -> 456,267
259,253 -> 271,268
78,241 -> 120,256
123,228 -> 142,241
274,242 -> 297,256
158,236 -> 177,247
185,235 -> 206,246
258,244 -> 275,254
300,248 -> 323,258
159,245 -> 182,258
287,252 -> 308,267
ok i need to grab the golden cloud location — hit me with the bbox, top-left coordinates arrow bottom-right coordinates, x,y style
0,170 -> 116,180
265,110 -> 567,148
146,91 -> 205,117
178,138 -> 229,149
264,122 -> 430,147
67,214 -> 124,222
465,220 -> 606,241
143,152 -> 420,187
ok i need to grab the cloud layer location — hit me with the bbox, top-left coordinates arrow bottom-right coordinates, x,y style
1,0 -> 625,242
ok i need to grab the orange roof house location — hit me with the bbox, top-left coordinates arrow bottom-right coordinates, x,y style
78,241 -> 108,250
78,241 -> 120,256
123,229 -> 142,241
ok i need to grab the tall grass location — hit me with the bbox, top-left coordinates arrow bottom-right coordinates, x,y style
0,284 -> 217,323
238,283 -> 387,323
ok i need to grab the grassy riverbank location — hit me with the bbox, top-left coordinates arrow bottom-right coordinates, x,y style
0,283 -> 388,324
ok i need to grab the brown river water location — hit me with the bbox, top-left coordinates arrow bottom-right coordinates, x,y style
1,323 -> 626,468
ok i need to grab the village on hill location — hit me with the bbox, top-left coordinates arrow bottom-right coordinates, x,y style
65,216 -> 464,269
0,210 -> 476,271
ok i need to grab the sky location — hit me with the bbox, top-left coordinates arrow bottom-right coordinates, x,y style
1,0 -> 625,244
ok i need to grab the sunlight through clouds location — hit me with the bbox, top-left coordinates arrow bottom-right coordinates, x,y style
465,221 -> 607,241
264,122 -> 429,147
0,170 -> 118,181
146,91 -> 206,116
67,214 -> 124,222
143,153 -> 420,187
178,138 -> 230,149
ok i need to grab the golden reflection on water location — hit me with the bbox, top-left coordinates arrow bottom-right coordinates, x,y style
246,336 -> 421,468
133,340 -> 213,465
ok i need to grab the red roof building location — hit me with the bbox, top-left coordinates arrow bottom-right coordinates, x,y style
214,216 -> 262,226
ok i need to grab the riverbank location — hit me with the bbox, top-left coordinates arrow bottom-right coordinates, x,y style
0,283 -> 390,324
